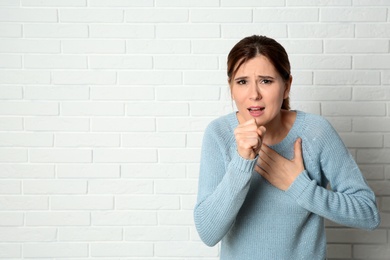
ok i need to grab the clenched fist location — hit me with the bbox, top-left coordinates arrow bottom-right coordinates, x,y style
234,118 -> 266,160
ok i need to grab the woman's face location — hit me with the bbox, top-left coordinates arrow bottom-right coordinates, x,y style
230,55 -> 291,126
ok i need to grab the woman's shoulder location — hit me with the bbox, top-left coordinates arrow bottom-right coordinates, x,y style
205,112 -> 237,134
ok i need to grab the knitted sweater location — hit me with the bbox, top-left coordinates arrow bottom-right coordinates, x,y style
194,111 -> 380,260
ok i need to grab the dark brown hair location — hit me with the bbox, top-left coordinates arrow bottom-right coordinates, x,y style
227,35 -> 291,110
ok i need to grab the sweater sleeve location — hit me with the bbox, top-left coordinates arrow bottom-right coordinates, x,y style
285,116 -> 380,230
194,122 -> 257,246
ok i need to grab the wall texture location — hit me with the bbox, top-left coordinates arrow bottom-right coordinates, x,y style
0,0 -> 389,259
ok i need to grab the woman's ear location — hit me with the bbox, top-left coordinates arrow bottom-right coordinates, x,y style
283,75 -> 293,99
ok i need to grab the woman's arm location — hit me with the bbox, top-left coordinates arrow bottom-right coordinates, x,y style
194,124 -> 257,246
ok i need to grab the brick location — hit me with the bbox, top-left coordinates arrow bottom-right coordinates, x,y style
183,71 -> 225,85
158,210 -> 194,225
326,228 -> 386,243
290,86 -> 351,101
88,180 -> 153,194
191,9 -> 252,23
360,165 -> 385,180
59,227 -> 122,241
356,24 -> 390,38
222,24 -> 287,38
24,24 -> 88,38
56,133 -> 120,147
24,86 -> 89,100
325,39 -> 389,53
0,8 -> 57,22
254,8 -> 319,22
322,102 -> 386,116
90,0 -> 154,7
353,0 -> 390,5
155,180 -> 198,194
326,244 -> 352,259
0,164 -> 54,179
91,87 -> 154,100
190,102 -> 233,116
30,148 -> 92,163
124,226 -> 189,241
22,0 -> 86,6
89,55 -> 152,69
61,102 -> 124,116
287,0 -> 351,5
0,148 -> 27,163
156,24 -> 220,38
354,55 -> 390,69
0,24 -> 21,37
0,227 -> 56,242
0,101 -> 58,116
321,7 -> 387,22
357,149 -> 390,164
181,195 -> 196,210
159,148 -> 201,163
91,118 -> 155,132
154,55 -> 219,70
118,71 -> 182,85
127,39 -> 191,54
314,71 -> 380,85
353,118 -> 390,132
57,164 -> 120,179
157,117 -> 212,132
339,133 -> 383,148
156,0 -> 219,7
93,148 -> 157,163
187,133 -> 203,147
26,212 -> 90,226
25,117 -> 90,131
0,244 -> 20,258
0,180 -> 20,194
25,55 -> 87,69
353,245 -> 390,259
60,9 -> 123,23
0,0 -> 19,6
122,133 -> 186,148
62,40 -> 125,54
0,212 -> 23,226
0,70 -> 50,84
383,197 -> 390,211
0,133 -> 53,147
290,55 -> 351,69
0,86 -> 22,99
0,196 -> 48,210
92,211 -> 157,226
24,180 -> 87,194
51,196 -> 113,210
353,87 -> 390,101
222,0 -> 284,6
279,39 -> 323,54
156,86 -> 220,100
289,24 -> 354,38
91,243 -> 153,257
368,180 -> 390,195
126,102 -> 189,116
24,243 -> 88,258
121,164 -> 186,179
0,54 -> 21,68
90,24 -> 154,38
51,71 -> 116,85
125,9 -> 188,22
115,195 -> 180,210
192,39 -> 237,54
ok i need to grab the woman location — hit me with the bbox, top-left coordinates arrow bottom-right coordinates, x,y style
193,35 -> 380,260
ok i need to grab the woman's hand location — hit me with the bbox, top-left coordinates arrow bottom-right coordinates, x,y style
256,138 -> 304,191
234,118 -> 266,160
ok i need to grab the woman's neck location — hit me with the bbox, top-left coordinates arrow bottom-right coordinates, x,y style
262,110 -> 296,146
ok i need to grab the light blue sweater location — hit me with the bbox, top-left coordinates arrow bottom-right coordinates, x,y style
194,111 -> 380,260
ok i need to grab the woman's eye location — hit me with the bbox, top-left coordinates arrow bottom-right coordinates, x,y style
261,79 -> 272,84
237,80 -> 247,85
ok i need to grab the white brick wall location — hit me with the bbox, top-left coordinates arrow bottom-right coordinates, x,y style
0,1 -> 389,259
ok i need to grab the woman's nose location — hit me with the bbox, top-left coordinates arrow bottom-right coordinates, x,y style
249,83 -> 261,100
